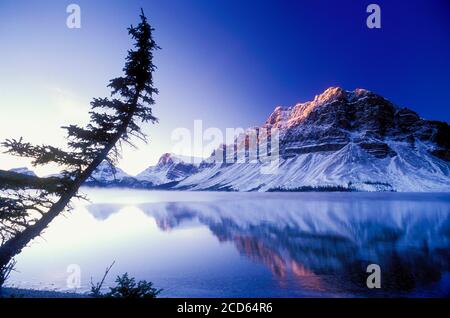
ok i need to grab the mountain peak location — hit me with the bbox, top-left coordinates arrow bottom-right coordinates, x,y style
137,153 -> 200,185
157,153 -> 203,166
264,87 -> 347,129
88,161 -> 130,182
157,153 -> 175,166
313,86 -> 346,105
264,87 -> 385,129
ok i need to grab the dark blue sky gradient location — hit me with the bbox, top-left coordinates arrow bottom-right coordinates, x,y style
2,0 -> 449,123
168,0 -> 450,122
132,0 -> 449,122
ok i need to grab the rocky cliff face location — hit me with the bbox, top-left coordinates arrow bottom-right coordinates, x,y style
265,87 -> 449,161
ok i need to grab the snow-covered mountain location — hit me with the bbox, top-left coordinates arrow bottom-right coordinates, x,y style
84,154 -> 200,188
135,153 -> 200,187
84,161 -> 141,188
7,87 -> 449,192
4,156 -> 200,189
174,87 -> 450,192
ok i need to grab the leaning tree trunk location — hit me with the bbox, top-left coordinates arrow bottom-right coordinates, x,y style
0,93 -> 141,269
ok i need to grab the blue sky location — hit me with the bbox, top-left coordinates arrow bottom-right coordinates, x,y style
0,0 -> 449,175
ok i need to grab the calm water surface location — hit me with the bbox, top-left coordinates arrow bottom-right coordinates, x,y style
7,189 -> 450,297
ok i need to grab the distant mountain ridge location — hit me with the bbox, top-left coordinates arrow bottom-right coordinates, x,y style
8,87 -> 450,192
84,161 -> 141,188
136,153 -> 200,187
8,167 -> 37,177
81,153 -> 201,189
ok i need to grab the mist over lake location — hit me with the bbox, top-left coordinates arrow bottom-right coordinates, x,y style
5,188 -> 449,297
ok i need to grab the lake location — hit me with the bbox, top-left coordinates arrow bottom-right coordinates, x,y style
6,189 -> 450,297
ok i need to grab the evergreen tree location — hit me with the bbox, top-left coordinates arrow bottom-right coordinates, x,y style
0,9 -> 159,285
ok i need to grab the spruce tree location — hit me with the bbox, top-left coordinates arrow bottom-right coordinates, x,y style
0,9 -> 159,285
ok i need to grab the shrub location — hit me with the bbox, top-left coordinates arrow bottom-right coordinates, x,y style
104,273 -> 162,299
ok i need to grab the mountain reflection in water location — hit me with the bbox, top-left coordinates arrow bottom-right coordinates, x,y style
87,193 -> 450,297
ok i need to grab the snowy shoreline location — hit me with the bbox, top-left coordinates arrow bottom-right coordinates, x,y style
1,287 -> 88,298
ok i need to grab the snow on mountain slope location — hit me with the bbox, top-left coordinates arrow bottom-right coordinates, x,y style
175,87 -> 450,192
85,161 -> 140,187
176,141 -> 449,192
136,153 -> 200,186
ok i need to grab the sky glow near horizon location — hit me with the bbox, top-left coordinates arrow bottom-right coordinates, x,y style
0,0 -> 449,176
